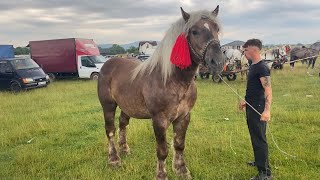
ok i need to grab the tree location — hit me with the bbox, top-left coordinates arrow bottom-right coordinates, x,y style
107,44 -> 125,55
126,46 -> 139,54
14,47 -> 30,55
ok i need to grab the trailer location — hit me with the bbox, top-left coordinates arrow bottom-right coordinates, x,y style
198,60 -> 249,83
29,38 -> 106,81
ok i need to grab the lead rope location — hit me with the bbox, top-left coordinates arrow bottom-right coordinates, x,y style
218,74 -> 297,158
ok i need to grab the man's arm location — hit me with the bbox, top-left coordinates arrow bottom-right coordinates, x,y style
260,76 -> 272,121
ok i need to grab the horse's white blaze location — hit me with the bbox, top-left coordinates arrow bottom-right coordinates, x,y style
109,132 -> 114,137
204,23 -> 210,31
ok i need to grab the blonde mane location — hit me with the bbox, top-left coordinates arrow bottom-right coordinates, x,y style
131,10 -> 221,84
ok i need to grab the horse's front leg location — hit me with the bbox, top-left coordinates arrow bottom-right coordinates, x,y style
152,115 -> 170,180
172,113 -> 192,179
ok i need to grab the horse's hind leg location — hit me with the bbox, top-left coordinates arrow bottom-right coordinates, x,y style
102,102 -> 121,166
307,59 -> 311,69
118,111 -> 130,155
311,58 -> 316,69
172,113 -> 191,179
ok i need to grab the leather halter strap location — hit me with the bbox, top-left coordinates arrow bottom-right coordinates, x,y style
188,39 -> 220,61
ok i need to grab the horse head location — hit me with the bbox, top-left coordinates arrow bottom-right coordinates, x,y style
181,6 -> 224,75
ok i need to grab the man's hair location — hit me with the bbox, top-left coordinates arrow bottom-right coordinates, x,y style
243,39 -> 262,50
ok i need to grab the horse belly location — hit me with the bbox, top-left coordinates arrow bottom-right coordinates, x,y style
111,83 -> 151,119
118,99 -> 151,119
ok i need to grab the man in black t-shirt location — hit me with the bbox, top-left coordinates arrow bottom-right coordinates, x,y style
239,39 -> 273,180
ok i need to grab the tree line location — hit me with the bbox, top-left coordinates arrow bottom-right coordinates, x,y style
13,44 -> 139,56
100,44 -> 139,55
14,47 -> 30,55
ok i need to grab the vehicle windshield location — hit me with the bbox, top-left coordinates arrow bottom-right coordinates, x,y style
10,58 -> 39,70
87,55 -> 106,64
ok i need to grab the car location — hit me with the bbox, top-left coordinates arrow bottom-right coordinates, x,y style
137,54 -> 150,61
104,55 -> 117,60
0,57 -> 50,93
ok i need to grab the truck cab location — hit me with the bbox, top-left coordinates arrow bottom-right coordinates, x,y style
77,55 -> 106,80
0,57 -> 50,93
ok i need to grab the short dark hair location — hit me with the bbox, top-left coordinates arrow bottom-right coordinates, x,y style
243,39 -> 262,50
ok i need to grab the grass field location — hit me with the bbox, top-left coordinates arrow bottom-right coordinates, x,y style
0,63 -> 319,180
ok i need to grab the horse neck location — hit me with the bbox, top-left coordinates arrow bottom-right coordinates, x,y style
171,54 -> 200,86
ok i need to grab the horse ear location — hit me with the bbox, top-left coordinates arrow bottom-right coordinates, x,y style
212,5 -> 219,16
180,7 -> 190,22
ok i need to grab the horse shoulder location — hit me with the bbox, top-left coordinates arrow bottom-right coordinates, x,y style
179,82 -> 197,111
188,81 -> 197,105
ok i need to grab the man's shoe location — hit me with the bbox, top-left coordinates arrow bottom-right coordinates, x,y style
247,161 -> 255,167
250,173 -> 273,180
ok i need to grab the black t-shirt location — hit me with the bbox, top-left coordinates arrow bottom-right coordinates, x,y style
245,61 -> 270,100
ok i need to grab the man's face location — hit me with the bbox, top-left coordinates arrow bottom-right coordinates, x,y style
244,46 -> 259,60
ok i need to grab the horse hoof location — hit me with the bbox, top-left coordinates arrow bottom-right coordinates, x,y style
120,149 -> 130,155
108,155 -> 121,167
109,160 -> 121,167
179,174 -> 192,180
173,166 -> 192,180
155,172 -> 168,180
119,144 -> 130,155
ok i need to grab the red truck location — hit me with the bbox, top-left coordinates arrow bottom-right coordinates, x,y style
29,38 -> 106,81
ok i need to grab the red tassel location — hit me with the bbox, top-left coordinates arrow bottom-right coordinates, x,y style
170,33 -> 192,69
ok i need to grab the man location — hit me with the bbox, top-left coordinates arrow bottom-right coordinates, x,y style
239,39 -> 273,180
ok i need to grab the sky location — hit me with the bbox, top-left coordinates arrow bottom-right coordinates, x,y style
1,0 -> 320,47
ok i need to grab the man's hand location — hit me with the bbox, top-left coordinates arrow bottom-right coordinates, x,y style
260,110 -> 270,122
239,100 -> 246,111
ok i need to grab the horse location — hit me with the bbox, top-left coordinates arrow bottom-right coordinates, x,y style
262,46 -> 287,60
290,47 -> 319,69
224,49 -> 242,63
223,49 -> 248,80
306,49 -> 319,69
240,52 -> 249,79
310,42 -> 320,51
97,6 -> 224,180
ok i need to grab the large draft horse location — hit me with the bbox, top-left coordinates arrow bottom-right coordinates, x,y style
98,6 -> 224,180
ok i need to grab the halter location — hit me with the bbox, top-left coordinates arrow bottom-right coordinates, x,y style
188,38 -> 220,62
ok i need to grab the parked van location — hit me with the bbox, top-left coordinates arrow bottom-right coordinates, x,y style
0,57 -> 49,93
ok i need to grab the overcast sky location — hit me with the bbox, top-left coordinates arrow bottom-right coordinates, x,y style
1,0 -> 320,47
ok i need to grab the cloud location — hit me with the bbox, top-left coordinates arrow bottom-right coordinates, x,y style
0,0 -> 319,46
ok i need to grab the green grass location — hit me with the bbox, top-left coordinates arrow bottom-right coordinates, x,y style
0,63 -> 319,179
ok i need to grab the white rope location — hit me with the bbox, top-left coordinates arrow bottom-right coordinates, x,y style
218,74 -> 297,158
284,55 -> 320,64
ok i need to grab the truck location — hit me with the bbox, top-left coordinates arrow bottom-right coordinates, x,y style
0,45 -> 14,58
29,38 -> 106,81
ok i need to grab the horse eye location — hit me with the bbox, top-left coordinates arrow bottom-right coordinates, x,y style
192,31 -> 198,35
